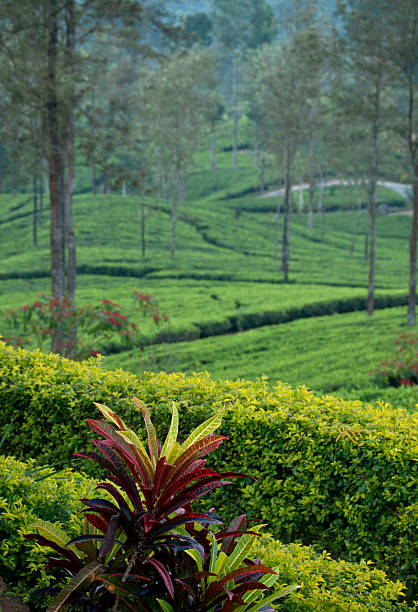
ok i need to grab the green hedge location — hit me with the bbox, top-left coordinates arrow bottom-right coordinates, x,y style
0,343 -> 417,600
0,455 -> 411,611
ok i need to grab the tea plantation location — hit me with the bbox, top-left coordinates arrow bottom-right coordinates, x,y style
0,125 -> 417,609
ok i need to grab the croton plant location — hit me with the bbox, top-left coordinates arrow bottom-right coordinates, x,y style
25,398 -> 299,611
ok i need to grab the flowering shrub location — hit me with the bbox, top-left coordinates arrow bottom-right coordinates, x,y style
371,332 -> 418,387
2,291 -> 168,360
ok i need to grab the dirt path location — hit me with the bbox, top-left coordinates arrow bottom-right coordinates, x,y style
261,179 -> 411,200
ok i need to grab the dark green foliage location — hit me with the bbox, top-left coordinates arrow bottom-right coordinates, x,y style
0,343 -> 416,599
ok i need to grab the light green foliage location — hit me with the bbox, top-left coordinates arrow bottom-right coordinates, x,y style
0,456 -> 94,604
254,535 -> 410,611
0,343 -> 416,598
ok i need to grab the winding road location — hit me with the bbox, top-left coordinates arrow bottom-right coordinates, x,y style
261,179 -> 412,200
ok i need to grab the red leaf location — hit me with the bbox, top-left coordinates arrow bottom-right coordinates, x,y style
221,565 -> 276,584
143,558 -> 174,599
170,435 -> 227,480
156,468 -> 221,510
84,513 -> 108,533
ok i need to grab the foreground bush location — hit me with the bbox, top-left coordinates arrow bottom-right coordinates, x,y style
0,342 -> 417,599
0,456 -> 409,611
25,400 -> 294,611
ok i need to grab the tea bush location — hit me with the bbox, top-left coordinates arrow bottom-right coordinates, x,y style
0,342 -> 417,598
0,457 -> 410,611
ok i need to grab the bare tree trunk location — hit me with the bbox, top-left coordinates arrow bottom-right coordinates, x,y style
408,165 -> 417,325
64,115 -> 76,302
64,0 -> 77,357
367,70 -> 381,317
47,0 -> 65,353
350,180 -> 363,255
281,146 -> 292,282
39,173 -> 44,225
232,52 -> 238,169
274,194 -> 281,262
33,176 -> 38,246
211,125 -> 216,171
364,212 -> 369,260
140,192 -> 146,258
170,166 -> 179,259
260,154 -> 265,193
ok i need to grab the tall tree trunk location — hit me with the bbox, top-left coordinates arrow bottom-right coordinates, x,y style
39,173 -> 44,225
281,146 -> 292,282
408,164 -> 417,325
140,192 -> 146,258
232,52 -> 238,169
64,0 -> 77,357
170,166 -> 179,259
350,180 -> 363,255
367,70 -> 381,317
33,176 -> 38,246
364,212 -> 369,260
64,115 -> 76,302
211,124 -> 216,171
47,0 -> 65,355
274,194 -> 281,263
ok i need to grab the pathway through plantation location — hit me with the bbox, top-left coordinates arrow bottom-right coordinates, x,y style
262,179 -> 412,202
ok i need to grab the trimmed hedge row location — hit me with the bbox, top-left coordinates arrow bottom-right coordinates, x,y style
0,343 -> 417,600
0,455 -> 411,611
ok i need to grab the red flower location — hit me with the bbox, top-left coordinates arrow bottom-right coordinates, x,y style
33,301 -> 42,308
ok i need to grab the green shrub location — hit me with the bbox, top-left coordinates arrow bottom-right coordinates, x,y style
0,456 -> 411,611
0,342 -> 417,599
0,455 -> 96,607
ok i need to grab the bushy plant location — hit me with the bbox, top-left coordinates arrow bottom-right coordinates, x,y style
0,456 -> 411,611
25,398 -> 297,611
0,343 -> 417,599
371,332 -> 418,387
2,290 -> 168,360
